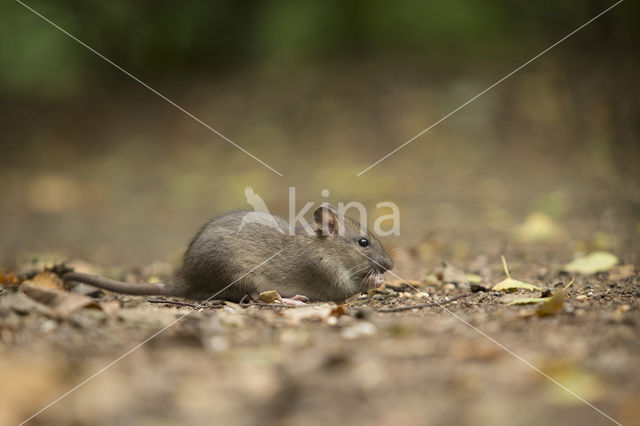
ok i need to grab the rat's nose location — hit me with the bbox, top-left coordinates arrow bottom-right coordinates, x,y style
376,256 -> 393,272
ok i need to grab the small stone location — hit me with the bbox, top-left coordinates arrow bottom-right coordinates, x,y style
576,295 -> 587,301
40,320 -> 58,333
342,322 -> 377,339
205,335 -> 229,353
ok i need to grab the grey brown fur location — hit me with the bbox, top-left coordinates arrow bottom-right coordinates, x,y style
64,205 -> 393,302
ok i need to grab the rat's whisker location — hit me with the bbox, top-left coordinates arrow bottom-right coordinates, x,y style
348,265 -> 371,278
362,268 -> 374,290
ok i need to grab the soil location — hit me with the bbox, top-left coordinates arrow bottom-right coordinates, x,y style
0,248 -> 638,426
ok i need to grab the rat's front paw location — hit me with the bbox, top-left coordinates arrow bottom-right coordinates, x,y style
282,295 -> 309,306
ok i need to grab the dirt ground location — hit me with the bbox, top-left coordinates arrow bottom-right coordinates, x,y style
1,240 -> 638,426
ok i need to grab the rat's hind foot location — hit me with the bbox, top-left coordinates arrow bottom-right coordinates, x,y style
282,295 -> 309,306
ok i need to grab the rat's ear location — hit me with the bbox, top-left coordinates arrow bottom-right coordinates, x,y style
313,204 -> 339,236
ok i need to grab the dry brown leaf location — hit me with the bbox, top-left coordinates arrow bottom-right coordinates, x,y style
30,271 -> 64,289
21,282 -> 97,318
258,290 -> 284,304
330,305 -> 347,317
84,300 -> 121,317
0,273 -> 21,287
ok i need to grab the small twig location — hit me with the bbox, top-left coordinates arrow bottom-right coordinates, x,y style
240,300 -> 316,309
147,298 -> 225,309
374,293 -> 470,312
148,298 -> 199,308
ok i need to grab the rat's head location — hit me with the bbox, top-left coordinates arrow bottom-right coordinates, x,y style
313,204 -> 394,292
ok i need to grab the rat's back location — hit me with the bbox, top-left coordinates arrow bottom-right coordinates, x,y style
171,211 -> 289,301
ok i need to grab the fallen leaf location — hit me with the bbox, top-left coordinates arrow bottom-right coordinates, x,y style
258,290 -> 284,304
536,279 -> 574,317
0,273 -> 21,287
330,305 -> 347,317
563,251 -> 618,275
515,212 -> 565,243
30,271 -> 64,289
21,282 -> 97,318
491,256 -> 542,292
492,278 -> 542,292
466,274 -> 483,284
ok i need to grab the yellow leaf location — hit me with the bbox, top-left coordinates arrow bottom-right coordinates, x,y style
563,251 -> 618,274
491,256 -> 542,292
492,278 -> 542,292
536,278 -> 574,317
466,274 -> 483,284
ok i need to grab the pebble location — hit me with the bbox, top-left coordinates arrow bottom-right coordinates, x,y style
576,295 -> 587,301
205,335 -> 230,353
342,321 -> 377,339
40,320 -> 58,333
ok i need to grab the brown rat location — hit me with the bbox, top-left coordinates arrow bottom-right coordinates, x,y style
63,204 -> 393,304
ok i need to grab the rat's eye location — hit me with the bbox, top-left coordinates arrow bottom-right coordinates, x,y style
357,238 -> 369,247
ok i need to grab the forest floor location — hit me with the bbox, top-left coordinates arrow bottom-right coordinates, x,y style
1,239 -> 638,426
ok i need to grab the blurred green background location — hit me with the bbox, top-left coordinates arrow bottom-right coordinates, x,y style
1,0 -> 638,267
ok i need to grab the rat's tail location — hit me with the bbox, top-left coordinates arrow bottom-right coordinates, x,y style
63,272 -> 170,296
